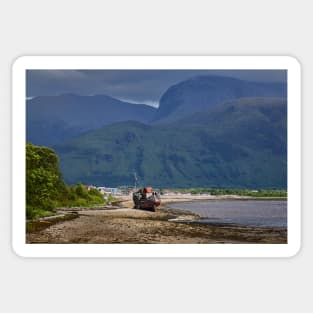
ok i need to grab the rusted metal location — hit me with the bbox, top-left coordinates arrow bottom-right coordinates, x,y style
132,187 -> 161,212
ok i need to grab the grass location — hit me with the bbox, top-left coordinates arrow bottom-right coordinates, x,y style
26,206 -> 57,220
27,193 -> 118,221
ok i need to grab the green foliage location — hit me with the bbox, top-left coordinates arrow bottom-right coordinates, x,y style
26,143 -> 65,217
179,188 -> 287,198
75,183 -> 89,198
26,206 -> 56,220
55,184 -> 105,208
26,143 -> 105,219
88,187 -> 104,198
107,194 -> 116,204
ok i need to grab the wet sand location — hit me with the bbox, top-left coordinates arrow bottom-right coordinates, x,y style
26,196 -> 287,244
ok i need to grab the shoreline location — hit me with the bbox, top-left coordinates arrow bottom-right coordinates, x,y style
26,195 -> 287,244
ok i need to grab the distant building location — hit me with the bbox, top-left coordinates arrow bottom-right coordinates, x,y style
97,187 -> 121,196
81,184 -> 97,191
118,186 -> 134,195
87,185 -> 97,191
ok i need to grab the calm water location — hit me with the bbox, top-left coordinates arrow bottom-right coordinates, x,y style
168,200 -> 287,228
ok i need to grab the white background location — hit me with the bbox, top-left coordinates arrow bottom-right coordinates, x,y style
0,1 -> 311,312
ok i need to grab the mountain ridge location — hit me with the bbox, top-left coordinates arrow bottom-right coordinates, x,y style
27,94 -> 156,146
54,97 -> 287,188
27,75 -> 287,188
153,75 -> 287,123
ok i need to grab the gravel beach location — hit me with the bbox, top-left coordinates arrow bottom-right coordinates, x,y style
26,196 -> 287,244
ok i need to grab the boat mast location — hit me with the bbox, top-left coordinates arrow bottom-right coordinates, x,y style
133,171 -> 138,190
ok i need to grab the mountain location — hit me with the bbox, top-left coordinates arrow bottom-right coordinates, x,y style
26,76 -> 287,147
54,98 -> 287,189
27,94 -> 157,146
153,76 -> 287,123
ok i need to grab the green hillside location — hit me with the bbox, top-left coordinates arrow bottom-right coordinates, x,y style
54,98 -> 287,189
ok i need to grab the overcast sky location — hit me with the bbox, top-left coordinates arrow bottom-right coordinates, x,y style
26,70 -> 287,107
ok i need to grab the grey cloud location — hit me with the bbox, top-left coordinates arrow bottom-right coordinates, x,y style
27,69 -> 287,106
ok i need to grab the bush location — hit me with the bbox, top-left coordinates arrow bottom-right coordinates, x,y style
107,194 -> 116,204
26,143 -> 106,219
26,143 -> 66,218
88,188 -> 103,197
75,183 -> 88,198
26,205 -> 56,220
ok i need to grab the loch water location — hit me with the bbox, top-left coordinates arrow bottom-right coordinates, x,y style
168,199 -> 287,228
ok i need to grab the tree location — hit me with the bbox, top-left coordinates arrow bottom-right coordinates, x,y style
26,143 -> 66,214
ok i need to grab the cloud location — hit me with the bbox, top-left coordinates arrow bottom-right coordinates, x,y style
26,69 -> 287,106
